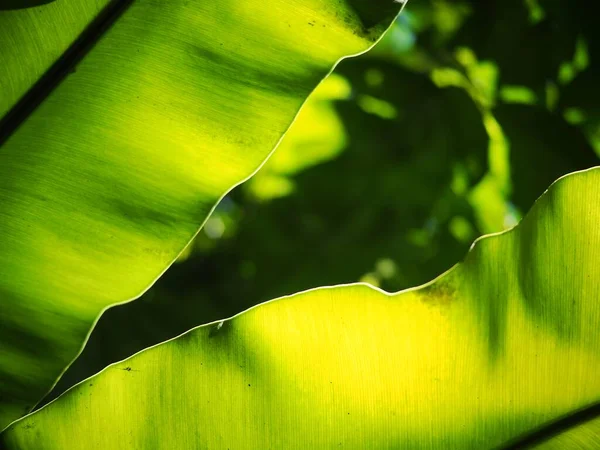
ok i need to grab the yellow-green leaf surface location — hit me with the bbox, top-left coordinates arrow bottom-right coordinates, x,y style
3,168 -> 598,449
0,0 -> 403,429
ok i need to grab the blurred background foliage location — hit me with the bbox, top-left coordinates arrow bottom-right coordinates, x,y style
47,0 -> 600,402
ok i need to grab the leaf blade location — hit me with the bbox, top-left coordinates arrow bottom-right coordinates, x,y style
2,167 -> 599,449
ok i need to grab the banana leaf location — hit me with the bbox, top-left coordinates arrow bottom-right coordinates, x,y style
0,0 -> 403,429
2,167 -> 598,448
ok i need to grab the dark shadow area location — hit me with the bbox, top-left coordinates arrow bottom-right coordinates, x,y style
0,0 -> 56,10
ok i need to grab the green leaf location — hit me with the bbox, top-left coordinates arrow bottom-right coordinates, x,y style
0,0 -> 404,429
3,167 -> 598,449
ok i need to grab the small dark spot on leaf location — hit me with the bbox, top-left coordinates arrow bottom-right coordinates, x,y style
419,279 -> 456,307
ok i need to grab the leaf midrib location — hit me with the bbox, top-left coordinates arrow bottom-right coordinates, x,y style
497,401 -> 600,449
0,0 -> 133,147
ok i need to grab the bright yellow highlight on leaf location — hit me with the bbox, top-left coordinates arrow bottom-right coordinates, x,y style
3,168 -> 599,449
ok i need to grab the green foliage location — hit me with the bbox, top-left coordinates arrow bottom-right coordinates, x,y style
49,0 -> 600,405
1,0 -> 599,447
0,0 -> 402,429
2,169 -> 599,449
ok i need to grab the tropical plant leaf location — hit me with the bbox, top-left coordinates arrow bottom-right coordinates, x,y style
0,0 -> 404,429
2,167 -> 598,449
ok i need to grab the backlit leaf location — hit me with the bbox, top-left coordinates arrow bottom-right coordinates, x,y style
3,167 -> 598,448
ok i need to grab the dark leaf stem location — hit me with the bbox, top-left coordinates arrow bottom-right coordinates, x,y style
0,0 -> 132,145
